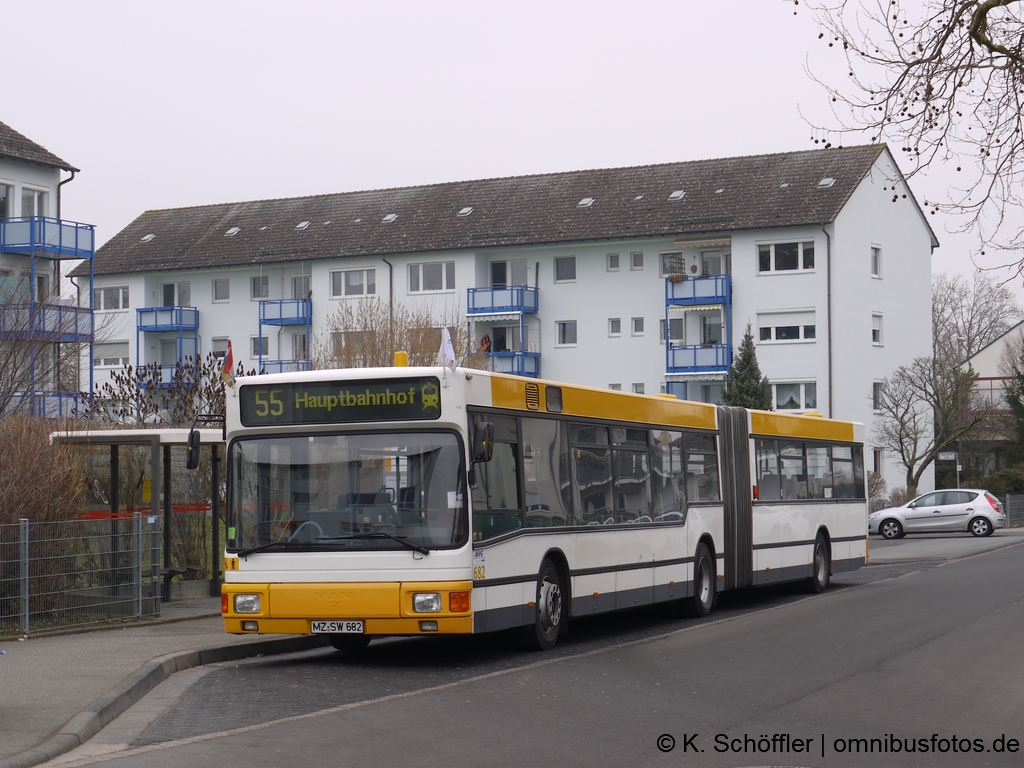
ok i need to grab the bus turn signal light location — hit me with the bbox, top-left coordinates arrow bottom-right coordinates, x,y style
221,593 -> 228,614
450,591 -> 470,612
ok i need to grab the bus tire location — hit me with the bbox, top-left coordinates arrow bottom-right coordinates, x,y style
525,558 -> 563,651
685,542 -> 715,617
806,534 -> 830,593
329,634 -> 371,654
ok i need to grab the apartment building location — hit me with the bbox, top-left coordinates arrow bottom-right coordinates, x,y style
0,119 -> 95,416
82,145 -> 937,488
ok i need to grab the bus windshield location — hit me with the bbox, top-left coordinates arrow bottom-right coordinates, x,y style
227,431 -> 467,553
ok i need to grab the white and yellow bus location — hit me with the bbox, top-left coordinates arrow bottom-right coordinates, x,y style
218,365 -> 867,651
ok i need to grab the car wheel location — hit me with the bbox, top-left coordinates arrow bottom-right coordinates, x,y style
805,534 -> 830,594
969,517 -> 993,537
524,558 -> 564,651
880,519 -> 903,539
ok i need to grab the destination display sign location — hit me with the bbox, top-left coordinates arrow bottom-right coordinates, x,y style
239,377 -> 442,426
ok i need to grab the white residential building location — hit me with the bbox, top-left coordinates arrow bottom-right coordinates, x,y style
80,145 -> 937,489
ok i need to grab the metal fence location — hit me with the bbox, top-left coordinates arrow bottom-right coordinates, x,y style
1004,495 -> 1024,528
0,513 -> 162,635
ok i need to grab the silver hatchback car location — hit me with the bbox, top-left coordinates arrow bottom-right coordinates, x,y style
868,489 -> 1007,539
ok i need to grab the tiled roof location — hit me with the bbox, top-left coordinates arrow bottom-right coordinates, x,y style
86,145 -> 901,277
0,120 -> 78,171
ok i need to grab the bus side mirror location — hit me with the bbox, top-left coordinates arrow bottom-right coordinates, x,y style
472,422 -> 494,463
185,429 -> 201,470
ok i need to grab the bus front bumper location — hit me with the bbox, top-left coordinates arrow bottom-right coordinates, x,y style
222,580 -> 474,636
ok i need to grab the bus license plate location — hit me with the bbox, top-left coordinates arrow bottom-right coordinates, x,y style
311,620 -> 363,634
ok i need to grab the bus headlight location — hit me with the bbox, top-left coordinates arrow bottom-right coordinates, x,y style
234,594 -> 261,614
412,593 -> 442,613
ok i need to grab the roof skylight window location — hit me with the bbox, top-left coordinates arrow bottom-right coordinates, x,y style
578,197 -> 595,208
140,233 -> 155,242
668,190 -> 685,201
260,226 -> 268,230
634,194 -> 644,201
715,188 -> 724,194
295,221 -> 311,230
780,183 -> 790,188
817,177 -> 836,189
225,227 -> 240,237
382,213 -> 398,223
457,207 -> 473,217
324,220 -> 332,225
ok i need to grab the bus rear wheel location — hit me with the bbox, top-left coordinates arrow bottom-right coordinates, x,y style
684,543 -> 715,617
806,534 -> 830,594
329,634 -> 371,654
525,559 -> 563,651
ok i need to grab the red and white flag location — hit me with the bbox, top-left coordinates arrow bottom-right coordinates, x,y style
221,340 -> 235,387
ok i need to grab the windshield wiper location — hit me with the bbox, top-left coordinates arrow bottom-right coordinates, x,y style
235,540 -> 317,558
319,532 -> 430,555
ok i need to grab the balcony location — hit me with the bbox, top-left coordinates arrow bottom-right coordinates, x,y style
0,302 -> 93,342
0,217 -> 95,259
259,298 -> 312,325
6,391 -> 86,418
259,359 -> 312,374
665,274 -> 730,306
487,351 -> 540,377
666,343 -> 731,374
467,286 -> 538,314
136,307 -> 199,332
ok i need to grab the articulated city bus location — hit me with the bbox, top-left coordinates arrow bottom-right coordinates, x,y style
218,365 -> 866,651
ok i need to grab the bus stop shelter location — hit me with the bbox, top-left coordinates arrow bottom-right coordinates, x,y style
50,428 -> 226,606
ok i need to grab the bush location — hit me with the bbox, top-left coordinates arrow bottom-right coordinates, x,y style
977,466 -> 1024,498
0,417 -> 87,525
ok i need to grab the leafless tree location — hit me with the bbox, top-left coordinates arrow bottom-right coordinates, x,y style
932,271 -> 1022,362
311,297 -> 487,371
874,356 -> 996,495
803,1 -> 1024,260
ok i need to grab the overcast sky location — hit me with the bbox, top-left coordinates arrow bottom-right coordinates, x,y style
5,0 -> 1017,293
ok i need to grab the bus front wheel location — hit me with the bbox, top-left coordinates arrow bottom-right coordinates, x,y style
806,534 -> 830,594
525,559 -> 563,651
685,543 -> 715,617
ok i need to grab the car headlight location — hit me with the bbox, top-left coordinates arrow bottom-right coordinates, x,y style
233,594 -> 261,614
412,592 -> 442,613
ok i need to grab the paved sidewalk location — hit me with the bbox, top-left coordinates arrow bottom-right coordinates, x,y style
0,599 -> 328,768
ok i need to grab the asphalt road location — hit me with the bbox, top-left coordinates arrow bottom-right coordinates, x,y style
50,534 -> 1024,768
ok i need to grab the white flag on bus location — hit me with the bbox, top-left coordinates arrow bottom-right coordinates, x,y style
436,327 -> 456,373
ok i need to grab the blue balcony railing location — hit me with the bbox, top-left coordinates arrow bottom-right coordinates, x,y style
468,286 -> 538,314
488,350 -> 540,377
4,391 -> 86,418
136,306 -> 199,332
0,217 -> 95,259
0,302 -> 93,342
259,359 -> 312,374
666,343 -> 731,374
665,274 -> 730,306
260,298 -> 312,325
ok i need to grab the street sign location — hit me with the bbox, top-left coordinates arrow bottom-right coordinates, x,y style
938,451 -> 957,461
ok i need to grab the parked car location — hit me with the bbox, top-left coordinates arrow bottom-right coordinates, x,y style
868,489 -> 1007,539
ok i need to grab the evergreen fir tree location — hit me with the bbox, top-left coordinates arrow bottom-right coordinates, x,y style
722,324 -> 773,410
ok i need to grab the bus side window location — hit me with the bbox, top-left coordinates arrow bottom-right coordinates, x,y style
470,414 -> 522,540
522,417 -> 571,528
684,433 -> 720,502
651,430 -> 685,522
756,439 -> 781,501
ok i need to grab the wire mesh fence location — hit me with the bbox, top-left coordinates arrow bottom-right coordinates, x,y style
0,513 -> 162,635
1004,495 -> 1024,528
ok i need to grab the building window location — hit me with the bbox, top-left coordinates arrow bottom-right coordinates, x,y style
660,317 -> 684,344
873,448 -> 883,475
292,274 -> 311,299
554,256 -> 576,282
872,314 -> 883,345
21,188 -> 47,217
331,268 -> 376,297
212,337 -> 229,362
491,326 -> 522,352
773,382 -> 817,411
490,260 -> 527,287
293,333 -> 308,360
93,342 -> 129,368
409,262 -> 454,292
608,383 -> 622,391
607,253 -> 620,271
871,246 -> 882,278
251,336 -> 268,358
660,251 -> 683,277
0,185 -> 11,218
632,383 -> 645,394
757,241 -> 815,273
609,318 -> 621,337
757,311 -> 816,343
631,317 -> 644,335
161,281 -> 190,306
872,381 -> 883,412
556,321 -> 577,346
213,279 -> 230,302
630,252 -> 644,270
94,287 -> 129,311
331,330 -> 376,367
251,275 -> 269,300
